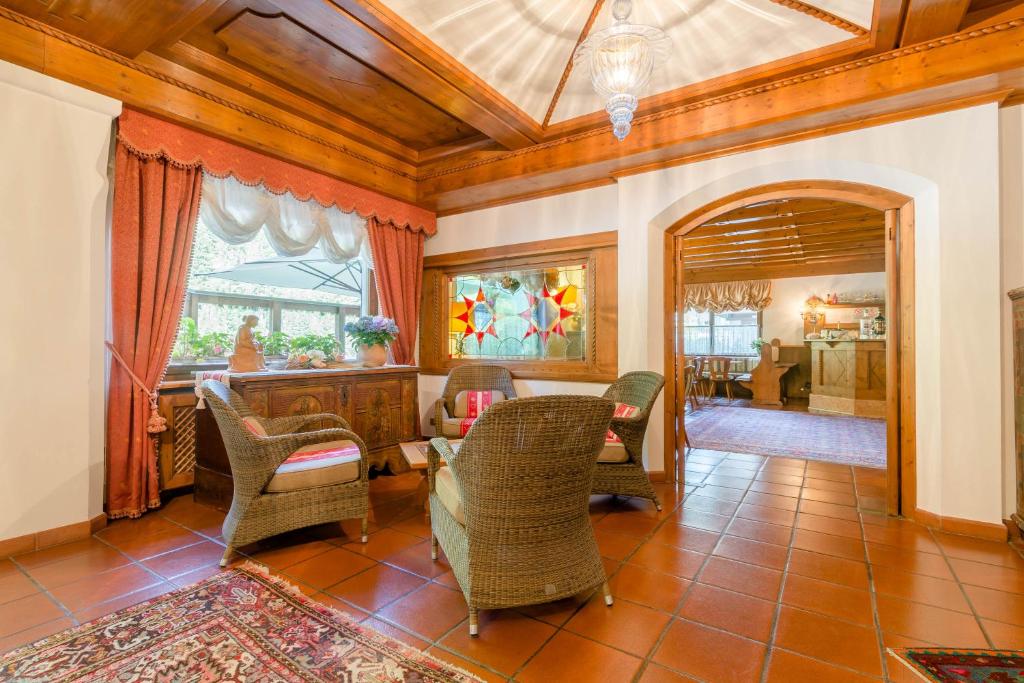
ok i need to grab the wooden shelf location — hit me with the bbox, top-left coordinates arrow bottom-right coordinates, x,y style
824,301 -> 885,309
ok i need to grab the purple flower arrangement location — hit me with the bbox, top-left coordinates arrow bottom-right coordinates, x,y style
344,315 -> 399,347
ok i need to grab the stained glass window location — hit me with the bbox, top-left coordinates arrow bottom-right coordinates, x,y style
448,263 -> 587,361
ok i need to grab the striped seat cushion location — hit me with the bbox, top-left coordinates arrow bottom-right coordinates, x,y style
606,403 -> 640,443
265,440 -> 361,493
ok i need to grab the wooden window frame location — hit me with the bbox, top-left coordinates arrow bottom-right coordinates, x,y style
419,232 -> 618,382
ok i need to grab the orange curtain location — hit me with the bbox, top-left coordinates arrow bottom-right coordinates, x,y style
106,142 -> 202,519
367,218 -> 424,365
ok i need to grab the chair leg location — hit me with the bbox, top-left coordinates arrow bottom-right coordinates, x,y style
430,535 -> 438,561
220,547 -> 232,568
602,582 -> 613,606
469,608 -> 479,637
361,517 -> 368,544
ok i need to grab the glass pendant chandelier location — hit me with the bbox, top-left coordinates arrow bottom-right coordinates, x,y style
574,0 -> 671,141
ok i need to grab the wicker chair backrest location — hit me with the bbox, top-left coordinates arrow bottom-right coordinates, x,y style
442,365 -> 516,417
602,371 -> 665,418
455,395 -> 613,538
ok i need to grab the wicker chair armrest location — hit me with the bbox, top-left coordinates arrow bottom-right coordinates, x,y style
432,398 -> 450,428
264,413 -> 352,435
427,437 -> 459,492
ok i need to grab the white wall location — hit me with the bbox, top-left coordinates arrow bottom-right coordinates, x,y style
425,105 -> 1007,523
1000,104 -> 1024,519
0,64 -> 120,539
763,272 -> 886,345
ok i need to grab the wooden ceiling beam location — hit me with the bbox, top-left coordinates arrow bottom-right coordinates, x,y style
900,0 -> 972,45
684,232 -> 885,258
314,0 -> 541,149
696,207 -> 879,233
684,227 -> 885,253
543,0 -> 604,127
686,215 -> 885,240
684,258 -> 887,284
870,0 -> 910,51
685,246 -> 887,268
699,199 -> 846,223
419,17 -> 1024,213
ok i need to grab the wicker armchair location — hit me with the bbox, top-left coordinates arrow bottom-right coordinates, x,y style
428,395 -> 615,636
433,365 -> 517,438
201,381 -> 369,567
592,371 -> 666,510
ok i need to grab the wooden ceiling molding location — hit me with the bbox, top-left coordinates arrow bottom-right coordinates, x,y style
769,0 -> 869,36
682,199 -> 887,283
0,0 -> 1022,216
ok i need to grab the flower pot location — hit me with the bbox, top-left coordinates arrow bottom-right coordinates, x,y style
357,343 -> 388,367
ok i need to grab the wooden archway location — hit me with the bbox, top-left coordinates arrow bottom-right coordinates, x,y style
663,180 -> 915,517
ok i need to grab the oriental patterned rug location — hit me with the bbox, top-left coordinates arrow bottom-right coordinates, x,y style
685,405 -> 886,468
888,648 -> 1024,682
0,564 -> 480,682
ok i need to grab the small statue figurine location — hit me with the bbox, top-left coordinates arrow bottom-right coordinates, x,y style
228,314 -> 266,372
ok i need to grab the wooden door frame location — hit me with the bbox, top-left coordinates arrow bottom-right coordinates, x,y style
663,180 -> 916,517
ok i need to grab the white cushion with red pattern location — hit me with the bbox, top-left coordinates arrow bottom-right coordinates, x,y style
242,416 -> 267,437
264,440 -> 361,493
606,403 -> 639,442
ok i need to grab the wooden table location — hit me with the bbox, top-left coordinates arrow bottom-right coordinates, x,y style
399,439 -> 461,516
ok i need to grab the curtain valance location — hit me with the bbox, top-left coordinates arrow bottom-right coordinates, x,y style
200,175 -> 369,265
684,280 -> 773,313
117,108 -> 435,235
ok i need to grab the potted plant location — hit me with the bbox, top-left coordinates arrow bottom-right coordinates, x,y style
255,331 -> 290,357
287,334 -> 341,369
344,315 -> 399,367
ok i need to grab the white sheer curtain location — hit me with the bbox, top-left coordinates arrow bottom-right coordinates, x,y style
199,174 -> 369,264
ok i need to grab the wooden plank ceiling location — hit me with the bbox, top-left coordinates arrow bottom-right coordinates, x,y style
682,199 -> 886,284
0,0 -> 1021,213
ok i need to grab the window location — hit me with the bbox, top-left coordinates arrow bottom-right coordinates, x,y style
419,232 -> 618,382
683,308 -> 761,356
447,263 -> 587,361
169,215 -> 372,370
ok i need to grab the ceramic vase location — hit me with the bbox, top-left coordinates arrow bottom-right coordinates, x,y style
358,343 -> 388,367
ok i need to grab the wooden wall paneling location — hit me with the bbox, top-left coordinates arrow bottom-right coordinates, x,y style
897,205 -> 917,516
207,9 -> 475,149
0,11 -> 421,202
419,232 -> 618,382
288,0 -> 538,149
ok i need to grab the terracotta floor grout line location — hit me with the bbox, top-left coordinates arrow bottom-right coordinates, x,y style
7,557 -> 75,623
630,452 -> 764,683
853,465 -> 893,683
757,459 -> 807,683
925,526 -> 998,650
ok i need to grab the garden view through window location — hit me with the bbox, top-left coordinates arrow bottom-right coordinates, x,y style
448,263 -> 586,361
171,215 -> 371,368
683,308 -> 761,356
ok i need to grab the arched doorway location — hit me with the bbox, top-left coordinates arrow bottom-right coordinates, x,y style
663,180 -> 916,517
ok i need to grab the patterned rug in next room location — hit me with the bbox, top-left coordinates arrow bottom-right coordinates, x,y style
0,564 -> 481,683
686,405 -> 886,468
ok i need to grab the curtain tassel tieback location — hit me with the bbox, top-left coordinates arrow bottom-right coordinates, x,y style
105,341 -> 167,434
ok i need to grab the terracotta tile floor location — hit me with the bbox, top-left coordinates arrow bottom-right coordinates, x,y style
2,448 -> 1023,682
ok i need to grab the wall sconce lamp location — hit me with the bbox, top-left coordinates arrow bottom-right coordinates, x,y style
800,295 -> 825,325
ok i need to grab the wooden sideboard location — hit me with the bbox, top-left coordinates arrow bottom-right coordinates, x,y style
162,366 -> 418,510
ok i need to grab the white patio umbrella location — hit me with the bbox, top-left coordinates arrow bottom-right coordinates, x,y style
197,247 -> 363,296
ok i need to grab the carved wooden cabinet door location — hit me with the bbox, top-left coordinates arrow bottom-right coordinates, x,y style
268,385 -> 336,419
157,389 -> 198,491
352,378 -> 404,449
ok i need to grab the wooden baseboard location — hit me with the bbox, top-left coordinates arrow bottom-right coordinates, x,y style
648,470 -> 666,483
0,513 -> 107,558
914,508 -> 1008,542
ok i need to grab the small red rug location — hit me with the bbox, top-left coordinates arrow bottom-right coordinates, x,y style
0,564 -> 480,682
888,648 -> 1024,682
686,405 -> 886,468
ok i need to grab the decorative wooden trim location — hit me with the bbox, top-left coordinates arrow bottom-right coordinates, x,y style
420,233 -> 618,383
543,0 -> 605,127
648,470 -> 666,483
914,508 -> 1009,541
768,0 -> 869,36
423,231 -> 617,268
433,178 -> 617,219
663,181 -> 916,521
0,513 -> 107,558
